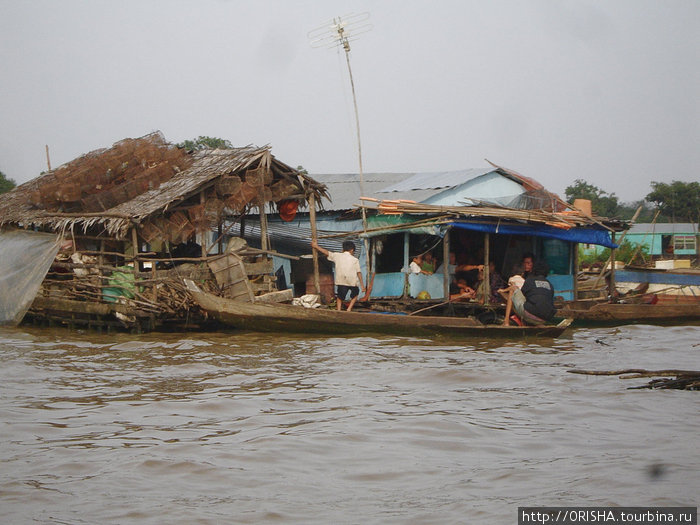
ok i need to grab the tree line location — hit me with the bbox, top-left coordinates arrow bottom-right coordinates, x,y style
565,179 -> 700,225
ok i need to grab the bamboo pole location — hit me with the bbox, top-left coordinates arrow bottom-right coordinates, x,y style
442,227 -> 450,300
403,232 -> 410,298
259,197 -> 269,252
200,191 -> 208,257
308,193 -> 321,295
594,205 -> 642,289
627,209 -> 660,265
131,227 -> 139,263
483,233 -> 490,304
573,241 -> 579,300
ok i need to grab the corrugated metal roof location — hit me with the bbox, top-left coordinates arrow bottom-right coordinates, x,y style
628,223 -> 697,234
309,168 -> 502,211
309,172 -> 438,211
376,168 -> 497,193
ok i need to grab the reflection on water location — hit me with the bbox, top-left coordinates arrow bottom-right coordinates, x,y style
1,325 -> 698,524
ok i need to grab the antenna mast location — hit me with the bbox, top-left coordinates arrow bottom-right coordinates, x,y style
309,13 -> 373,284
309,13 -> 372,201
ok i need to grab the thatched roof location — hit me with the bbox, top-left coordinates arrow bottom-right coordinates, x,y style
0,132 -> 328,239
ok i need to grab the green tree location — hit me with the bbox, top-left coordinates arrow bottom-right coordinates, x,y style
565,179 -> 619,217
646,180 -> 700,225
647,180 -> 700,260
177,136 -> 233,151
579,240 -> 648,268
616,200 -> 658,223
0,170 -> 16,194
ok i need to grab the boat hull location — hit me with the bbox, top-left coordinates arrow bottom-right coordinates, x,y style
186,281 -> 571,338
558,301 -> 700,326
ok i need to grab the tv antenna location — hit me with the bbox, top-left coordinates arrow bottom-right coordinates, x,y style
308,13 -> 372,201
309,14 -> 373,281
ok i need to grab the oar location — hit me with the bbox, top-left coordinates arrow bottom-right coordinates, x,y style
408,299 -> 452,316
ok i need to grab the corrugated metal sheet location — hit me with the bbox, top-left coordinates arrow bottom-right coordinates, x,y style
376,168 -> 497,193
628,223 -> 697,234
309,172 -> 437,211
309,168 -> 502,211
424,171 -> 523,206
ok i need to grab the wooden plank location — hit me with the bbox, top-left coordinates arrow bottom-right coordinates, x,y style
243,260 -> 274,275
207,253 -> 254,302
254,289 -> 293,304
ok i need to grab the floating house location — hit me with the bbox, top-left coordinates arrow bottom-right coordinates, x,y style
624,223 -> 698,260
238,164 -> 624,303
0,132 -> 327,330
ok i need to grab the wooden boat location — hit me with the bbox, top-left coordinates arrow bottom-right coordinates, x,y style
614,266 -> 700,304
185,280 -> 572,338
558,300 -> 700,325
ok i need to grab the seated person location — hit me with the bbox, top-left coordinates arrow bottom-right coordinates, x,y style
476,260 -> 506,304
435,251 -> 457,276
520,252 -> 535,278
410,254 -> 433,275
450,278 -> 476,301
498,261 -> 556,326
454,261 -> 483,290
421,252 -> 436,274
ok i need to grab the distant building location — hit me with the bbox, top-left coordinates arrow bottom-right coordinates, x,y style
625,223 -> 698,258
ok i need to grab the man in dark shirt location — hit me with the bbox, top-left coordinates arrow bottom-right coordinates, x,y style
500,260 -> 556,325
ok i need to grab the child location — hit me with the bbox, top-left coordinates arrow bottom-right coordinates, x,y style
410,254 -> 433,275
311,240 -> 365,311
421,252 -> 436,273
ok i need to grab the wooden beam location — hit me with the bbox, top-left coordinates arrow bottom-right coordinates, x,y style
443,228 -> 450,300
309,193 -> 321,295
200,191 -> 207,257
483,233 -> 490,304
259,197 -> 269,252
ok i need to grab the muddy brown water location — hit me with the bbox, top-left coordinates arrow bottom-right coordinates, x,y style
1,324 -> 698,524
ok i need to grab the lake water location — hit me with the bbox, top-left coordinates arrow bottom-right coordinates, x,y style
1,324 -> 698,524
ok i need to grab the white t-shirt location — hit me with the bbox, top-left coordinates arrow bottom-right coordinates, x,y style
328,251 -> 361,287
508,275 -> 525,289
409,261 -> 422,274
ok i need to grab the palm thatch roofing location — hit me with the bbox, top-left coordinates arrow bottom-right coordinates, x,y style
0,132 -> 328,239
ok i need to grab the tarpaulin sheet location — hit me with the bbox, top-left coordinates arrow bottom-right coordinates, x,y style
449,222 -> 618,248
0,230 -> 61,326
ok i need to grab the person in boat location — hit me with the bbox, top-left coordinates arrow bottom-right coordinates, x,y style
449,278 -> 476,301
498,260 -> 556,326
521,252 -> 535,278
311,240 -> 366,312
410,254 -> 433,275
435,251 -> 457,277
476,260 -> 506,304
421,252 -> 436,274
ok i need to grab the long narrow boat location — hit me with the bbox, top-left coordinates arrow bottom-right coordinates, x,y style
185,280 -> 572,338
558,300 -> 700,325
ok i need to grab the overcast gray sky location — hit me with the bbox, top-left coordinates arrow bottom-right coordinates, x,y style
1,0 -> 698,201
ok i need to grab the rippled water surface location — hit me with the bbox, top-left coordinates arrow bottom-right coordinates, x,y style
1,324 -> 698,524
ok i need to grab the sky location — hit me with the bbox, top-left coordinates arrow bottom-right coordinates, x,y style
1,0 -> 698,202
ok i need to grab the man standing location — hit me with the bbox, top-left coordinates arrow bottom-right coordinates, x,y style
311,240 -> 365,311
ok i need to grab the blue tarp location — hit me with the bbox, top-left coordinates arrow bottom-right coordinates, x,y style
449,222 -> 618,248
